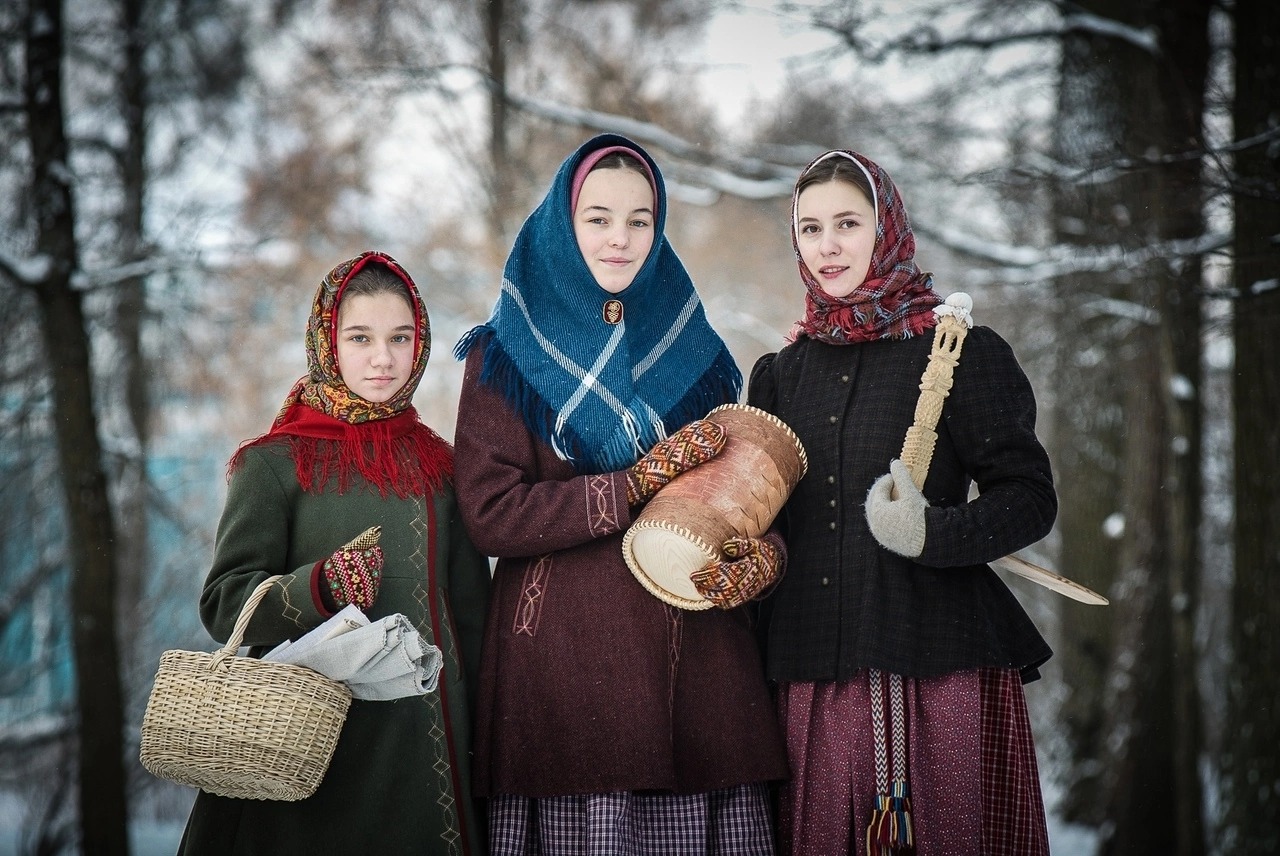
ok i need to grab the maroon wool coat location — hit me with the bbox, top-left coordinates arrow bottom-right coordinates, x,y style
453,350 -> 788,799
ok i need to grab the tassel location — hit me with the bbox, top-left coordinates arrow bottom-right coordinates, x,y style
287,422 -> 452,498
865,778 -> 914,854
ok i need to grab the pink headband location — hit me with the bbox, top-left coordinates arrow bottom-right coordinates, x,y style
570,145 -> 658,215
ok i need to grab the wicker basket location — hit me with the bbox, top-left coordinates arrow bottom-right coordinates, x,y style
139,575 -> 353,801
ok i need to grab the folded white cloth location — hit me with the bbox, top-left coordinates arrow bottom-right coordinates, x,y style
264,605 -> 369,664
264,609 -> 443,701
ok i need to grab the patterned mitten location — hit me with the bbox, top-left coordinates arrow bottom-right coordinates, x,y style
625,419 -> 727,506
691,534 -> 786,609
865,459 -> 928,558
318,526 -> 384,611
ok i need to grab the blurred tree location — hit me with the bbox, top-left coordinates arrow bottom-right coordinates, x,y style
486,0 -> 516,237
9,1 -> 130,852
84,0 -> 250,653
1044,4 -> 1136,829
1046,5 -> 1138,826
2,0 -> 256,849
1223,0 -> 1280,850
1043,5 -> 1213,856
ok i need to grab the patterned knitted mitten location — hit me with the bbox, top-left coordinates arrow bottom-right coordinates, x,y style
625,419 -> 727,506
691,533 -> 786,609
318,526 -> 384,611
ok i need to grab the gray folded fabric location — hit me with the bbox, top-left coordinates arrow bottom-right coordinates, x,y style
264,610 -> 443,701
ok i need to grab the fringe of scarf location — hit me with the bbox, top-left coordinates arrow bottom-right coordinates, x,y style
229,406 -> 453,499
801,283 -> 940,344
456,326 -> 741,473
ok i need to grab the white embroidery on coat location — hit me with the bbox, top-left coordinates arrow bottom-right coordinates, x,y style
513,554 -> 553,637
585,474 -> 618,535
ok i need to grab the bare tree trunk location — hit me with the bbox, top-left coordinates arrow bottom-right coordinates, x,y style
1053,1 -> 1210,852
114,0 -> 151,666
22,1 -> 130,852
1149,3 -> 1211,852
1049,5 -> 1136,824
486,0 -> 512,240
1096,0 -> 1211,849
1224,0 -> 1280,849
1097,332 -> 1177,854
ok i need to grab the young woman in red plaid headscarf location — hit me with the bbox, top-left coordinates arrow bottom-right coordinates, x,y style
749,151 -> 1056,856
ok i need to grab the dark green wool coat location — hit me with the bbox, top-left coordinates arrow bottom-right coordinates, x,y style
177,443 -> 491,856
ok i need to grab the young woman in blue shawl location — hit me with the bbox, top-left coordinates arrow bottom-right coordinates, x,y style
453,134 -> 788,855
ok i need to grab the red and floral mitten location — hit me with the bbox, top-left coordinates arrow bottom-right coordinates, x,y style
316,526 -> 384,611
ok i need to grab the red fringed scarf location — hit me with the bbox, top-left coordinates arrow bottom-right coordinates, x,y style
791,151 -> 941,345
229,251 -> 452,498
232,403 -> 452,498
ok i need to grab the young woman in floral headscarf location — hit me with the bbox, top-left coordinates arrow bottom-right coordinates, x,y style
453,134 -> 787,854
178,251 -> 491,856
749,151 -> 1056,855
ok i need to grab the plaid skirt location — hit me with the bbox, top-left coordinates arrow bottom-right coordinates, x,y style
489,784 -> 775,856
778,668 -> 1049,856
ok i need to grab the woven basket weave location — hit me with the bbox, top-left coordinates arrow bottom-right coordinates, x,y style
139,575 -> 353,801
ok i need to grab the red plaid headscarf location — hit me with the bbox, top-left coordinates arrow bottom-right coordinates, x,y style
230,251 -> 452,497
792,151 -> 941,345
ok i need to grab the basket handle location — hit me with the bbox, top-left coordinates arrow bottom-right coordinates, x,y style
211,574 -> 283,667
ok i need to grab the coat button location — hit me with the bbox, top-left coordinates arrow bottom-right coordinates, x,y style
841,375 -> 850,383
827,475 -> 835,484
829,521 -> 836,530
829,499 -> 836,508
829,415 -> 838,424
821,576 -> 830,586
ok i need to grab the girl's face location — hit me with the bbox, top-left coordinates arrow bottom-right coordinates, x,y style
796,179 -> 877,299
573,167 -> 655,294
335,291 -> 416,403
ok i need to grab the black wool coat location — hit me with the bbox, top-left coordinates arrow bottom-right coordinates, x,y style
749,325 -> 1055,683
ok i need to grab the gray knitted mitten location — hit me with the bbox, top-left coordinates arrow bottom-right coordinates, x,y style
864,459 -> 928,558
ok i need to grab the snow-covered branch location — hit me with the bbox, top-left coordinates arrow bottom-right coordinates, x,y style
918,223 -> 1231,287
983,125 -> 1274,190
1,245 -> 210,297
814,9 -> 1158,61
0,248 -> 53,288
0,714 -> 75,755
664,163 -> 795,203
506,93 -> 801,185
70,255 -> 194,292
1061,12 -> 1159,53
1078,297 -> 1160,325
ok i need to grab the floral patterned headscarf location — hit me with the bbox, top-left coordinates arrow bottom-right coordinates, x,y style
273,251 -> 430,427
232,251 -> 451,497
792,150 -> 941,345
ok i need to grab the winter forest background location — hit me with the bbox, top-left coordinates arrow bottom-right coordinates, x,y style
1,0 -> 1277,854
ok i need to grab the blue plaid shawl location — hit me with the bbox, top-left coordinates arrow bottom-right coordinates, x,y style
455,133 -> 741,474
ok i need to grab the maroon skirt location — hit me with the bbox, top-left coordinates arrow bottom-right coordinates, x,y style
777,669 -> 1049,856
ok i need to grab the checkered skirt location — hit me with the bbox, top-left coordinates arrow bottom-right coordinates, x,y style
490,784 -> 774,855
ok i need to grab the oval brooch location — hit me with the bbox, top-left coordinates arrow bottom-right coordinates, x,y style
603,299 -> 624,325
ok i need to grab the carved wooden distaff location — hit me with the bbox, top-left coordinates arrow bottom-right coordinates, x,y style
899,293 -> 1108,606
